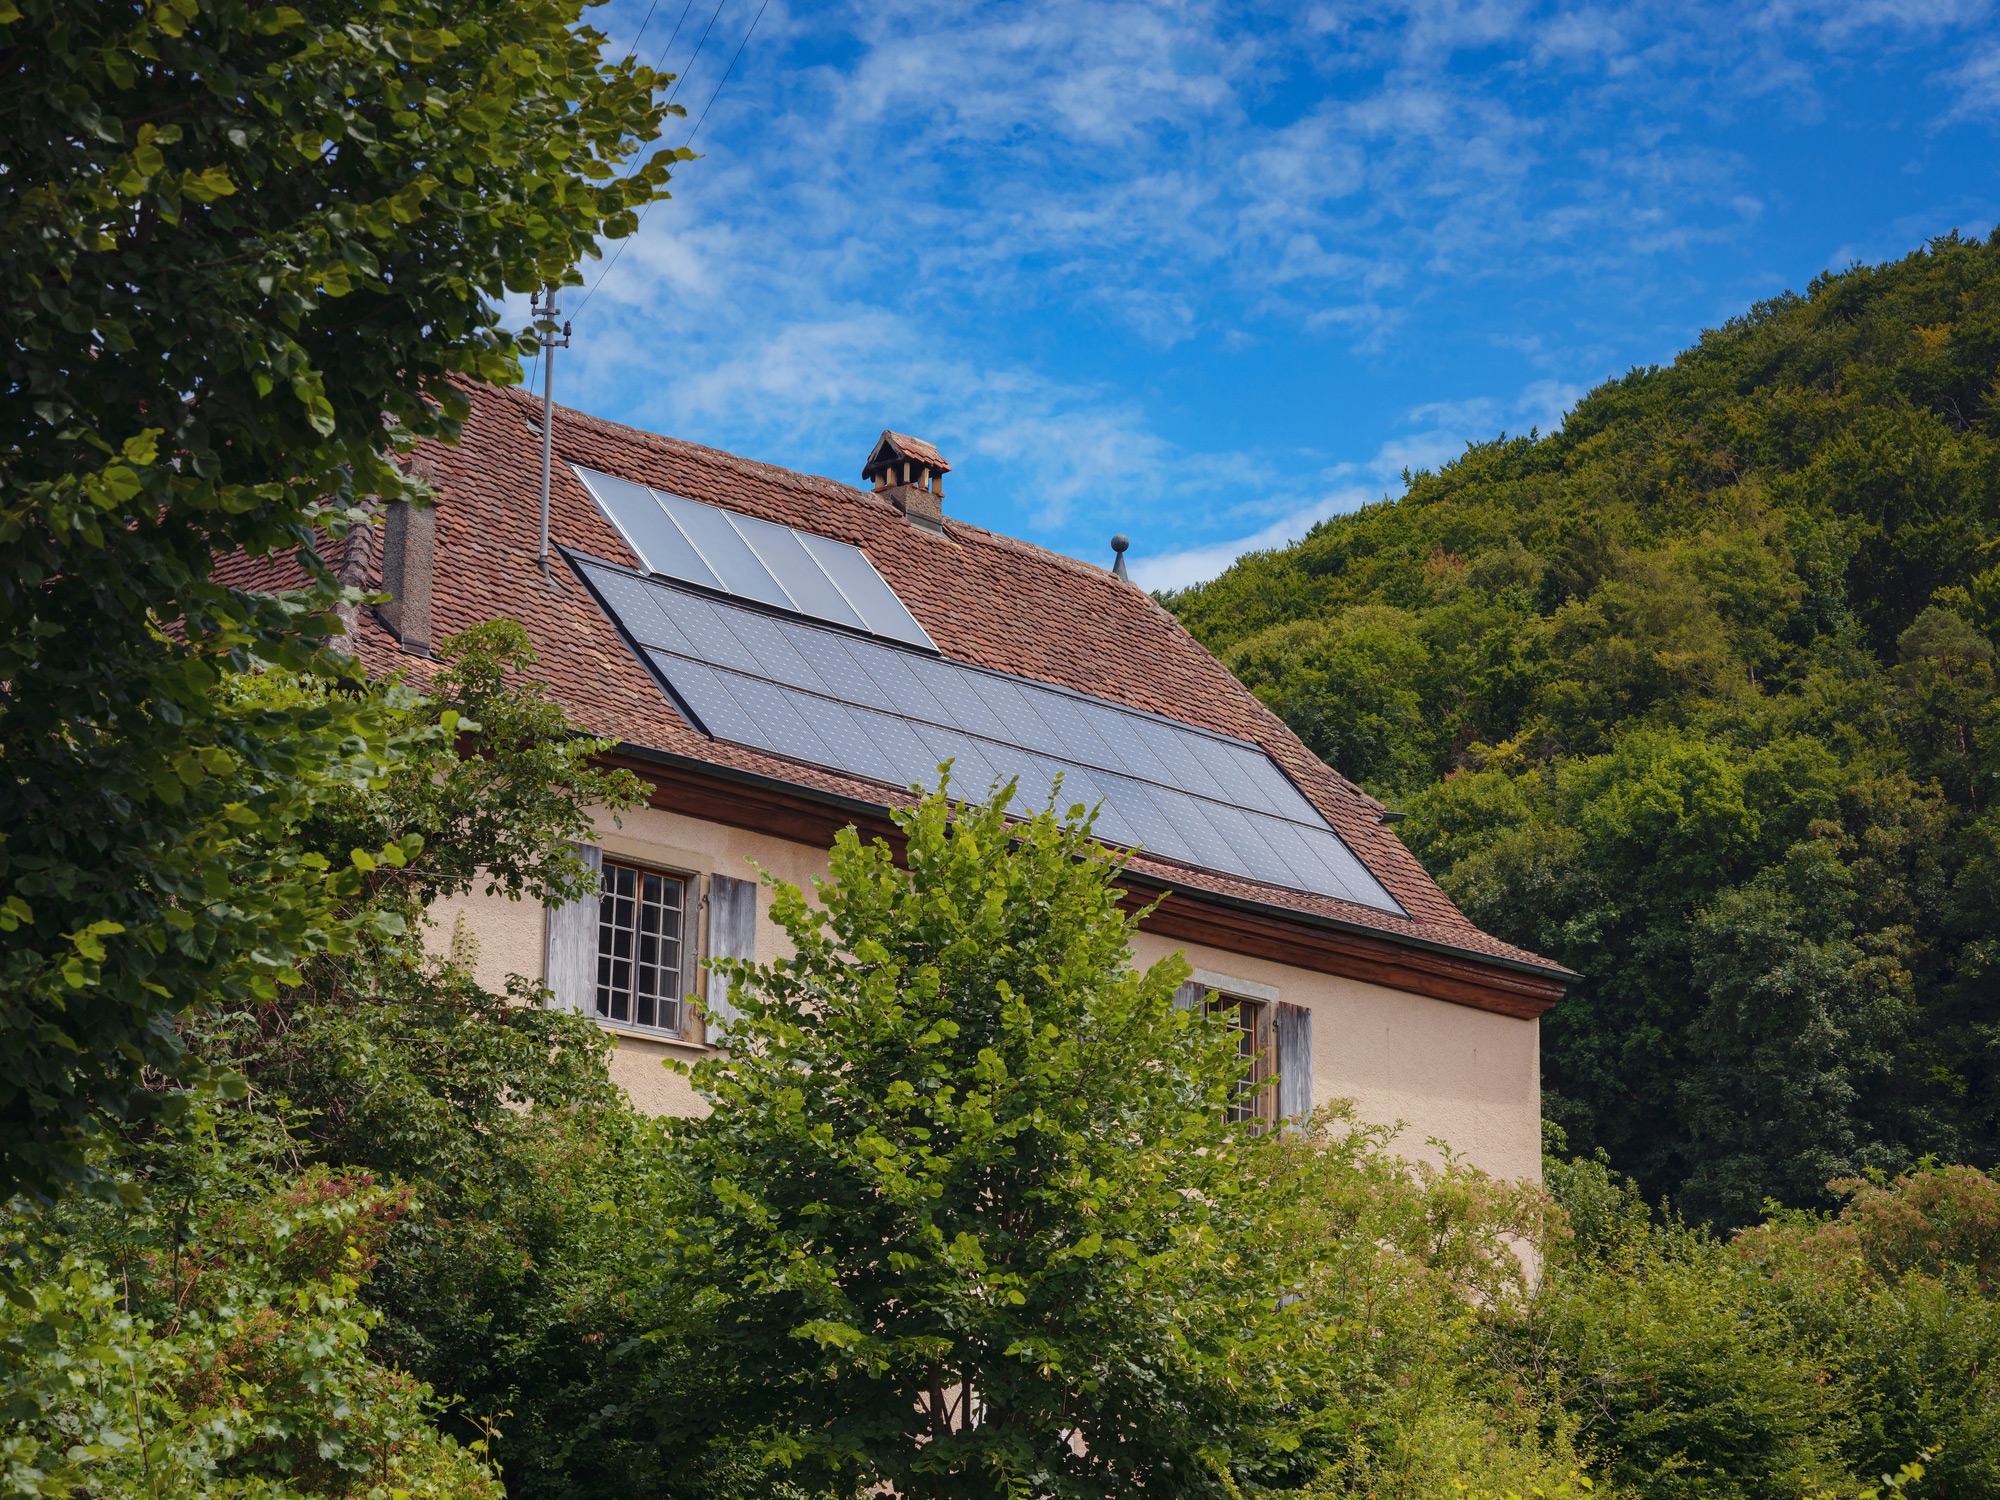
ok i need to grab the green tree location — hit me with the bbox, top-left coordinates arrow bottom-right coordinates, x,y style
1160,229 -> 2000,1217
0,0 -> 678,1200
645,780 -> 1321,1499
185,621 -> 665,1499
1,1110 -> 505,1500
1225,607 -> 1438,795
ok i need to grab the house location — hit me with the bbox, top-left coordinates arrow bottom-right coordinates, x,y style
349,380 -> 1571,1181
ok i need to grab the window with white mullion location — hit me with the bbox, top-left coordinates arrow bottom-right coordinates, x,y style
1214,997 -> 1273,1125
596,861 -> 687,1034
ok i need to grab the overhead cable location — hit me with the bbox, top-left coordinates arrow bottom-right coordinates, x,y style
574,0 -> 769,315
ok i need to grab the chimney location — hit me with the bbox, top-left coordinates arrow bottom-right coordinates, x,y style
862,431 -> 950,535
376,465 -> 437,655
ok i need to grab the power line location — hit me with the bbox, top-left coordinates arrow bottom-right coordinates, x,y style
665,0 -> 731,109
651,0 -> 699,77
684,0 -> 769,144
571,0 -> 730,311
572,0 -> 769,316
619,0 -> 662,65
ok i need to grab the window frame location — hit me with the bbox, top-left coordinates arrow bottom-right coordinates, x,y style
592,856 -> 697,1039
1211,994 -> 1276,1126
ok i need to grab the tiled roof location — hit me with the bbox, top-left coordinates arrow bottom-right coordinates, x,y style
248,379 -> 1568,981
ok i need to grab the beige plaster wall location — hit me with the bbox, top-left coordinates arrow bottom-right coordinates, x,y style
423,801 -> 836,1120
1127,930 -> 1543,1186
429,803 -> 1542,1184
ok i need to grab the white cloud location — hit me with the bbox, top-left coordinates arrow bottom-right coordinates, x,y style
1129,369 -> 1590,590
556,0 -> 1995,569
1938,38 -> 2000,121
1131,486 -> 1379,593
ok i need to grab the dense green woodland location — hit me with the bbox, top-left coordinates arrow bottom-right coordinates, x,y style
1161,229 -> 2000,1225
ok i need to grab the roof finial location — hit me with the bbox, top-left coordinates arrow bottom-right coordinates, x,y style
1110,534 -> 1130,582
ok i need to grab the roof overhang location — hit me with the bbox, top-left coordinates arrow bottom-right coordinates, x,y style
601,741 -> 1570,1021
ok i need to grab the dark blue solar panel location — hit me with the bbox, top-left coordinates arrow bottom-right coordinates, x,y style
1076,700 -> 1167,783
848,643 -> 955,726
1028,691 -> 1125,777
1186,735 -> 1282,818
722,674 -> 833,764
649,588 -> 762,676
1036,762 -> 1139,848
1078,793 -> 1142,854
714,606 -> 828,697
1201,801 -> 1292,887
1240,753 -> 1322,824
1247,816 -> 1330,901
791,695 -> 902,785
963,673 -> 1070,760
1124,713 -> 1232,805
1147,785 -> 1255,879
906,655 -> 1012,742
581,561 -> 1404,915
647,653 -> 760,744
1103,778 -> 1199,866
783,625 -> 897,712
912,723 -> 1007,800
1305,826 -> 1398,910
851,708 -> 937,787
590,568 -> 698,656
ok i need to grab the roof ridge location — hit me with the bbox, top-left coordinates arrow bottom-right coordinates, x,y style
483,379 -> 894,511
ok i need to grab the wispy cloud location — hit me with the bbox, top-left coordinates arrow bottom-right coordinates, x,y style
1132,371 -> 1588,589
555,0 -> 1996,584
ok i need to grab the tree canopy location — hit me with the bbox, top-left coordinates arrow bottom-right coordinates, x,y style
1160,228 -> 2000,1224
0,0 -> 677,1200
646,780 -> 1324,1499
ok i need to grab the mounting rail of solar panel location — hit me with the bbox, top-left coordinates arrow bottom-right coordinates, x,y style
566,543 -> 1404,916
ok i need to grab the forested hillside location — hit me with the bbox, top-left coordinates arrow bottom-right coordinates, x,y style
1161,229 -> 2000,1226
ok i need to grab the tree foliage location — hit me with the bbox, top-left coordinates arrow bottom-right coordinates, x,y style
0,0 -> 677,1201
646,780 -> 1324,1499
3,619 -> 668,1500
1161,228 -> 2000,1223
1,1116 -> 505,1500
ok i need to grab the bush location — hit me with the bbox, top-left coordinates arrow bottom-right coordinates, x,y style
1,1127 -> 500,1500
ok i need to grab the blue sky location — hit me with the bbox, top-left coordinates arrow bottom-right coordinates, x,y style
533,0 -> 2000,590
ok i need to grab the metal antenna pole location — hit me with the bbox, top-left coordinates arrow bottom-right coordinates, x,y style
533,285 -> 571,580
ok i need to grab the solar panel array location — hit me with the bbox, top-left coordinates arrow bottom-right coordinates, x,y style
574,557 -> 1405,916
572,465 -> 936,649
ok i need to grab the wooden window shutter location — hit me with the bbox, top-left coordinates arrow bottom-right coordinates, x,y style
1173,980 -> 1208,1012
705,874 -> 758,1038
544,843 -> 603,1014
1274,1001 -> 1313,1127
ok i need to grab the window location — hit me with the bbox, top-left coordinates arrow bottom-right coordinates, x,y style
1214,997 -> 1273,1125
596,861 -> 688,1034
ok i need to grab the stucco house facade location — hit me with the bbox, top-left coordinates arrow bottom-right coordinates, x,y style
348,380 -> 1570,1181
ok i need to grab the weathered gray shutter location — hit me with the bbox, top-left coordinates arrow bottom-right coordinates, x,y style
1173,980 -> 1208,1013
1274,1001 -> 1313,1127
544,843 -> 603,1014
704,874 -> 757,1039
